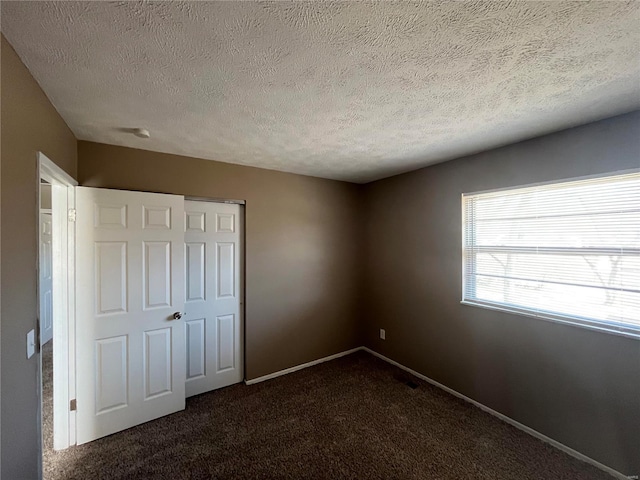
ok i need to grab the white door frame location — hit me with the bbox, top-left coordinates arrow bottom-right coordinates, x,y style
37,152 -> 77,454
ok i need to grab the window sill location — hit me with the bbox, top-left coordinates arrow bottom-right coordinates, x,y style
460,300 -> 640,340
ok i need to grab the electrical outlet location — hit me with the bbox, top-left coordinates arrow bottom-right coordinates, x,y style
380,328 -> 386,340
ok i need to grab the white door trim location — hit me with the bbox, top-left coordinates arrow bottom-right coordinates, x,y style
37,152 -> 77,454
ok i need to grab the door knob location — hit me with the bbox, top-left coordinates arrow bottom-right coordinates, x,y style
173,312 -> 184,320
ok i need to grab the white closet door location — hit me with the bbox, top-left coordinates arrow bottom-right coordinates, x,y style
39,212 -> 54,345
75,187 -> 186,444
184,201 -> 243,397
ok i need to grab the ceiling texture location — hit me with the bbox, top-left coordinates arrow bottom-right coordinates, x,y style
2,1 -> 639,183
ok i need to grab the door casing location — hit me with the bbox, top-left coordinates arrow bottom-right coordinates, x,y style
37,152 -> 78,459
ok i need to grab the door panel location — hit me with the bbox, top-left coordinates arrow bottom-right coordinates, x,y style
184,201 -> 243,397
76,187 -> 185,444
185,319 -> 206,380
185,242 -> 205,302
94,203 -> 127,229
95,242 -> 127,315
143,241 -> 171,309
216,243 -> 235,298
39,212 -> 54,345
216,314 -> 235,372
144,328 -> 172,399
95,335 -> 128,413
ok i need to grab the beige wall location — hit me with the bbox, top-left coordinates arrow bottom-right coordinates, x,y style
1,35 -> 78,479
78,142 -> 364,381
362,111 -> 640,475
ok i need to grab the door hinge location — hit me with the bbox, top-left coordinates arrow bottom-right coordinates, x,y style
68,208 -> 77,222
70,399 -> 77,411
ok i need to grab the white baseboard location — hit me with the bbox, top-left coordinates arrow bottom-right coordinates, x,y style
361,347 -> 629,480
244,347 -> 362,385
243,345 -> 628,479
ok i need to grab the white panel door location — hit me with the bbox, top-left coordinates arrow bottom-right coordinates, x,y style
75,187 -> 186,444
184,201 -> 242,397
39,212 -> 53,345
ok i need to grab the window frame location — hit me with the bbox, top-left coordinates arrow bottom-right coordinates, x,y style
461,169 -> 640,340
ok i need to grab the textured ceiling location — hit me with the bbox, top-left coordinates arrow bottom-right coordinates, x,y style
2,1 -> 639,183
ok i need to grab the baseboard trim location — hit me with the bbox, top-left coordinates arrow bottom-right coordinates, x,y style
244,347 -> 362,386
243,345 -> 628,478
362,347 -> 628,480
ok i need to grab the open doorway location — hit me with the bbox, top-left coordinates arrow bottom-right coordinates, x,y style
37,153 -> 77,477
40,179 -> 54,460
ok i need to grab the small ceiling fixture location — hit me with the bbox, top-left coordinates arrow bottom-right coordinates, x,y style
132,128 -> 150,139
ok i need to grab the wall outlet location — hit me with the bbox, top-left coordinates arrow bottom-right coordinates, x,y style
380,328 -> 386,340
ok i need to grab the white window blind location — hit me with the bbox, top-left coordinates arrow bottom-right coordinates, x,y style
462,171 -> 640,338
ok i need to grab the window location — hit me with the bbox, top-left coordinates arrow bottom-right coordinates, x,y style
462,171 -> 640,338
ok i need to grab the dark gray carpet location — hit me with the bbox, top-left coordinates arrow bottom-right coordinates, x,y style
42,341 -> 54,457
43,351 -> 614,480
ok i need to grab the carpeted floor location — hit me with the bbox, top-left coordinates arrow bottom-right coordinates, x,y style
42,341 -> 54,457
42,350 -> 614,480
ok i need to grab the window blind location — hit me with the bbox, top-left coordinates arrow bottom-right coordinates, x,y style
462,171 -> 640,338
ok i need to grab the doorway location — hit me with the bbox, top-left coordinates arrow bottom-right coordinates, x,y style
37,152 -> 78,476
39,180 -> 53,464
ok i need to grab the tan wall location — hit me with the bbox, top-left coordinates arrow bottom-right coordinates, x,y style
78,142 -> 364,382
1,35 -> 78,479
362,111 -> 640,475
